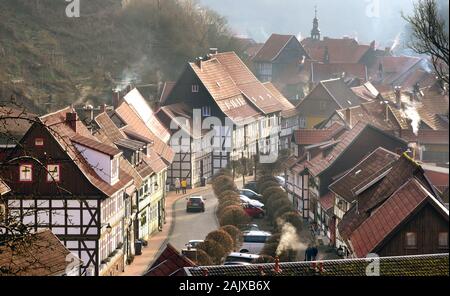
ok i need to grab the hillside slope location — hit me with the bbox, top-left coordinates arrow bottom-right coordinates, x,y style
0,0 -> 242,113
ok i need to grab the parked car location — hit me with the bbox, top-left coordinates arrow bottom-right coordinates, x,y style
243,203 -> 265,218
186,196 -> 205,212
185,240 -> 204,250
224,252 -> 260,264
239,224 -> 260,232
239,189 -> 263,202
240,230 -> 272,254
243,181 -> 258,193
239,195 -> 264,208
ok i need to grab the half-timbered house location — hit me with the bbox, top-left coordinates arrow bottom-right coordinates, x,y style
92,109 -> 169,251
286,122 -> 407,225
334,152 -> 448,258
158,50 -> 292,187
1,107 -> 135,276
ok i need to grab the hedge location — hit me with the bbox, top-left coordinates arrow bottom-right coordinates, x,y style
219,205 -> 250,227
194,249 -> 214,266
220,225 -> 243,250
197,239 -> 227,265
212,175 -> 236,196
262,185 -> 285,203
206,230 -> 234,253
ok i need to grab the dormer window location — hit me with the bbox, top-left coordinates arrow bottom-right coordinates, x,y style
192,84 -> 199,93
19,164 -> 33,182
111,158 -> 119,180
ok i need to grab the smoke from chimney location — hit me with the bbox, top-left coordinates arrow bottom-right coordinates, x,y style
275,221 -> 307,257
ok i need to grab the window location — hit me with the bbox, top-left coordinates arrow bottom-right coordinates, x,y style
47,164 -> 61,182
405,232 -> 417,248
299,117 -> 306,128
19,164 -> 33,182
439,232 -> 448,248
111,158 -> 119,178
35,138 -> 44,147
192,84 -> 199,93
202,106 -> 211,117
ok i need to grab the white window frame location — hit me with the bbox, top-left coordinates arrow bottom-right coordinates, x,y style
46,164 -> 61,182
192,84 -> 199,93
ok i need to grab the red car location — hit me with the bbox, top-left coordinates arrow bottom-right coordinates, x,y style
243,203 -> 265,218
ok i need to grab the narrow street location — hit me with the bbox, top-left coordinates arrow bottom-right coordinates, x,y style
168,188 -> 219,251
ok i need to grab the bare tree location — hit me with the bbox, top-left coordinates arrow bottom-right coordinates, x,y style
403,0 -> 449,86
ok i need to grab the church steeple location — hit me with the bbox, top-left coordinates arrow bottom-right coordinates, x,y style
311,6 -> 321,40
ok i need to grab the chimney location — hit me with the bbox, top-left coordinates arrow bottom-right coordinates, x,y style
66,111 -> 77,132
273,256 -> 282,273
384,47 -> 391,56
100,104 -> 107,113
394,86 -> 402,108
126,84 -> 133,94
84,104 -> 94,121
195,57 -> 204,69
209,48 -> 218,55
112,90 -> 120,109
345,108 -> 352,127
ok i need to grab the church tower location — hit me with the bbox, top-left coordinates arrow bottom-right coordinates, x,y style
311,6 -> 321,40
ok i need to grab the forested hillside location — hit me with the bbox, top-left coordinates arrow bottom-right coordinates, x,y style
0,0 -> 242,113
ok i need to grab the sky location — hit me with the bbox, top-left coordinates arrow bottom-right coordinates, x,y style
198,0 -> 418,48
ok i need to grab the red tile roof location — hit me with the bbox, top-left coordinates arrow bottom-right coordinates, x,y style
293,122 -> 344,145
115,102 -> 175,164
39,107 -> 133,196
337,153 -> 437,240
301,122 -> 367,176
94,112 -> 155,187
253,34 -> 299,62
311,62 -> 368,83
351,82 -> 379,102
190,52 -> 283,116
329,147 -> 399,202
71,134 -> 122,157
144,243 -> 195,276
319,191 -> 335,212
0,230 -> 82,276
401,129 -> 449,145
302,37 -> 371,64
349,179 -> 446,258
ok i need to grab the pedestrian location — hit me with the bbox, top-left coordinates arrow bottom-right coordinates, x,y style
304,244 -> 313,261
311,245 -> 319,261
174,178 -> 181,194
181,178 -> 187,194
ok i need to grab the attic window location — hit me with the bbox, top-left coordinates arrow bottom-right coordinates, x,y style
47,164 -> 61,182
19,164 -> 33,182
192,84 -> 199,93
347,100 -> 352,105
35,138 -> 44,147
406,232 -> 417,248
259,95 -> 264,101
202,106 -> 211,117
216,82 -> 221,88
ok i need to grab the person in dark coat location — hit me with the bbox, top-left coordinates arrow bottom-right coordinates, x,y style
304,244 -> 313,261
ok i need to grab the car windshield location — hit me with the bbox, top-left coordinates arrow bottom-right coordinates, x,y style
243,235 -> 269,243
189,198 -> 202,202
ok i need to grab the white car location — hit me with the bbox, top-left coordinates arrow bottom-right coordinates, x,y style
224,252 -> 260,264
185,240 -> 204,250
239,230 -> 272,254
239,195 -> 264,208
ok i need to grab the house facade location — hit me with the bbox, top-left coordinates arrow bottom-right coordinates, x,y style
1,107 -> 135,276
334,152 -> 448,258
158,51 -> 295,188
286,123 -> 408,227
